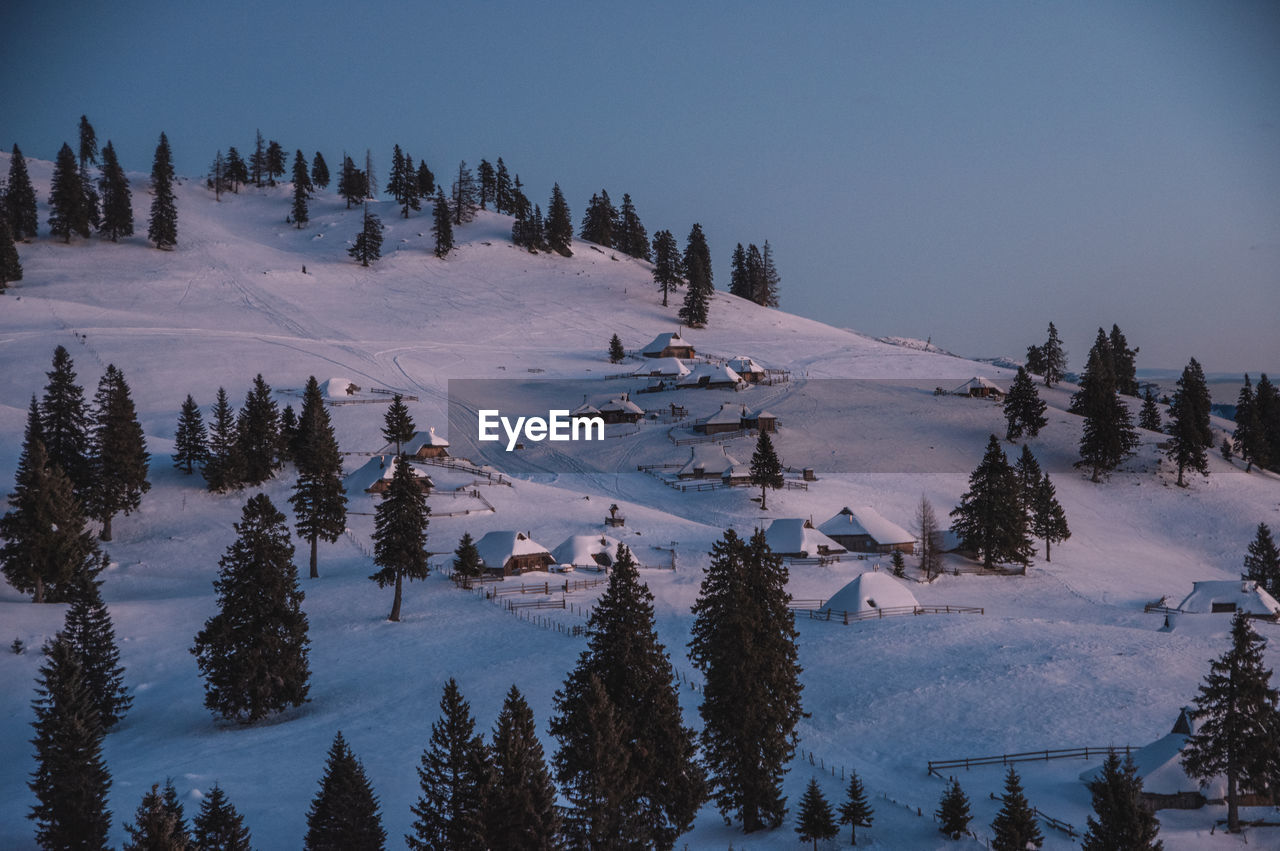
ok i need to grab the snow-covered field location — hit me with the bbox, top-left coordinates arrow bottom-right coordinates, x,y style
2,153 -> 1278,849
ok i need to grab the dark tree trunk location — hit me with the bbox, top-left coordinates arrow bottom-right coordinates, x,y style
100,514 -> 113,542
389,572 -> 403,622
309,535 -> 319,579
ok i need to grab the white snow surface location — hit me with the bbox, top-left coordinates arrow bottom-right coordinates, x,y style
823,571 -> 921,614
1175,580 -> 1280,616
1,153 -> 1279,848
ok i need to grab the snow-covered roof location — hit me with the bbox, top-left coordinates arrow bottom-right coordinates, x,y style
632,358 -> 690,378
641,330 -> 691,355
600,396 -> 644,415
376,427 -> 448,456
322,377 -> 360,397
474,531 -> 552,569
677,362 -> 742,386
1176,580 -> 1280,616
570,402 -> 601,416
678,444 -> 740,477
1079,708 -> 1224,799
550,534 -> 621,568
763,518 -> 848,557
952,376 -> 1003,394
343,456 -> 432,494
704,402 -> 748,426
823,571 -> 919,613
727,356 -> 765,375
818,506 -> 914,546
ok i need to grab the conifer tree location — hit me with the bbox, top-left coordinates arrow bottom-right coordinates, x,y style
759,241 -> 782,307
1041,322 -> 1067,387
451,532 -> 482,581
690,528 -> 802,830
5,144 -> 39,239
162,778 -> 192,847
916,494 -> 944,580
1004,367 -> 1047,441
545,183 -> 573,256
407,678 -> 491,851
1232,375 -> 1263,472
370,455 -> 430,621
311,151 -> 329,190
550,545 -> 705,849
1025,342 -> 1046,377
451,161 -> 478,225
476,159 -> 495,210
990,767 -> 1043,850
1139,387 -> 1163,432
1013,444 -> 1043,510
486,685 -> 559,849
97,140 -> 134,241
493,157 -> 511,214
750,428 -> 783,510
1031,473 -> 1070,562
249,131 -> 266,188
63,568 -> 131,729
76,117 -> 102,230
617,192 -> 649,259
279,403 -> 299,465
1081,750 -> 1162,851
795,778 -> 838,851
1074,329 -> 1138,481
380,394 -> 415,455
290,377 -> 347,579
728,243 -> 749,299
338,155 -> 366,208
838,770 -> 873,845
291,150 -> 311,227
417,160 -> 435,198
191,494 -> 310,723
1254,374 -> 1280,473
608,334 -> 626,363
554,672 -> 637,847
680,223 -> 713,325
224,147 -> 247,193
387,145 -> 419,218
40,344 -> 92,493
78,115 -> 99,171
192,783 -> 253,851
1109,324 -> 1140,396
580,189 -> 617,247
28,634 -> 113,850
349,208 -> 384,266
49,142 -> 91,242
1181,613 -> 1280,833
891,548 -> 906,577
531,202 -> 547,251
678,275 -> 710,327
87,365 -> 150,541
203,387 -> 243,492
305,732 -> 386,851
950,435 -> 1034,570
0,216 -> 21,288
123,782 -> 189,850
148,132 -> 178,249
1242,523 -> 1280,597
936,778 -> 972,839
235,374 -> 280,485
651,229 -> 682,307
265,140 -> 286,186
1166,357 -> 1213,486
432,187 -> 454,258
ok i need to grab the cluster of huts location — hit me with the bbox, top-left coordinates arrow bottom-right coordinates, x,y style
629,330 -> 770,390
345,428 -> 451,494
761,508 -> 916,559
463,531 -> 623,577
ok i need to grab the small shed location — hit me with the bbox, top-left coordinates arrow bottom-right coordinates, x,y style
677,445 -> 741,480
678,362 -> 742,389
952,376 -> 1004,398
570,402 -> 602,420
402,427 -> 450,459
818,506 -> 915,555
475,531 -> 555,577
322,377 -> 361,397
632,358 -> 691,379
823,572 -> 919,615
1176,580 -> 1280,617
345,456 -> 434,495
727,356 -> 766,383
763,518 -> 848,559
741,409 -> 778,433
599,396 -> 644,425
551,535 -> 621,570
641,330 -> 695,359
699,402 -> 749,435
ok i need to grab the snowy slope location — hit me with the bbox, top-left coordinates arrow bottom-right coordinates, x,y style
2,152 -> 1279,849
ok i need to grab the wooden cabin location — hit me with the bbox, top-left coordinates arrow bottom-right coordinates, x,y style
599,396 -> 644,424
818,506 -> 915,554
641,330 -> 695,359
475,531 -> 555,577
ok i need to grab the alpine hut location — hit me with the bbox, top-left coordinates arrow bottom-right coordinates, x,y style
762,518 -> 847,559
641,330 -> 695,359
818,506 -> 915,555
475,531 -> 555,577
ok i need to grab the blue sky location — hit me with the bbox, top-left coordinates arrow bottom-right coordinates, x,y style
3,0 -> 1277,373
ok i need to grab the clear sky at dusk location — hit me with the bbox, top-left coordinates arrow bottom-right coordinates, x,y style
2,0 -> 1277,374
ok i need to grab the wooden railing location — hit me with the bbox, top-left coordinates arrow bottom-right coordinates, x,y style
796,604 -> 983,625
927,745 -> 1133,778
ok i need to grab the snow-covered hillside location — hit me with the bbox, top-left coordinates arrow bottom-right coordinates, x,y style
2,153 -> 1277,849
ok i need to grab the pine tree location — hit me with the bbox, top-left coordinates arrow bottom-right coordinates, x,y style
97,140 -> 134,241
225,147 -> 247,194
432,187 -> 454,258
235,374 -> 280,486
40,344 -> 92,494
678,275 -> 710,327
370,455 -> 430,621
380,394 -> 416,455
75,118 -> 101,230
265,140 -> 286,186
690,529 -> 802,831
531,202 -> 547,252
291,150 -> 311,227
1004,367 -> 1047,441
1182,613 -> 1280,833
307,152 -> 329,191
63,569 -> 131,729
48,142 -> 91,242
0,216 -> 21,288
1041,322 -> 1067,387
203,388 -> 243,492
172,395 -> 208,475
387,145 -> 419,218
407,678 -> 491,850
950,435 -> 1034,570
549,545 -> 706,849
338,155 -> 366,208
305,732 -> 386,850
680,223 -> 713,325
1031,473 -> 1070,562
249,131 -> 266,188
1074,329 -> 1138,481
123,782 -> 189,850
1242,523 -> 1280,598
1025,343 -> 1046,378
476,159 -> 495,210
5,144 -> 39,239
608,334 -> 626,363
417,160 -> 435,198
1081,750 -> 1162,851
990,767 -> 1043,850
279,404 -> 299,465
192,783 -> 252,851
86,365 -> 150,541
28,634 -> 113,850
580,189 -> 617,247
617,192 -> 649,259
545,183 -> 573,256
837,770 -> 873,845
493,157 -> 511,214
1254,374 -> 1280,473
891,548 -> 906,577
1109,325 -> 1140,396
936,778 -> 972,839
451,532 -> 482,581
916,494 -> 944,580
553,672 -> 637,847
1139,387 -> 1162,432
349,208 -> 384,266
1013,445 -> 1043,511
750,428 -> 783,510
148,132 -> 178,249
1166,357 -> 1213,486
759,241 -> 782,307
290,377 -> 347,579
451,161 -> 478,225
191,494 -> 310,723
795,778 -> 838,851
651,229 -> 682,307
486,685 -> 559,849
1232,376 -> 1263,472
728,243 -> 749,299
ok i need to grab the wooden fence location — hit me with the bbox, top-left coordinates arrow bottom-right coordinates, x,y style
927,745 -> 1133,778
795,604 -> 984,625
486,577 -> 610,598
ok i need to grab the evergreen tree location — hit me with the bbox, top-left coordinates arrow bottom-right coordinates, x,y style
249,131 -> 266,188
264,140 -> 286,186
1110,324 -> 1140,396
759,241 -> 782,307
749,428 -> 783,510
41,344 -> 92,493
553,672 -> 637,848
161,778 -> 191,847
148,132 -> 178,250
49,142 -> 91,242
1013,444 -> 1043,510
678,274 -> 710,327
192,784 -> 252,851
545,183 -> 573,256
1004,367 -> 1047,441
28,634 -> 112,850
1073,329 -> 1138,481
387,145 -> 419,218
407,678 -> 491,851
617,192 -> 649,259
608,334 -> 626,363
203,388 -> 243,493
1181,613 -> 1280,833
1232,375 -> 1263,472
549,545 -> 706,849
5,144 -> 39,239
75,117 -> 101,230
1041,322 -> 1067,387
224,147 -> 247,193
936,778 -> 972,839
1139,387 -> 1163,432
493,157 -> 511,214
338,155 -> 366,208
291,150 -> 311,227
191,494 -> 310,723
279,403 -> 299,465
990,767 -> 1043,851
63,568 -> 131,729
1081,750 -> 1162,851
486,685 -> 559,849
1024,343 -> 1046,377
1166,357 -> 1213,486
690,529 -> 802,831
380,394 -> 416,455
123,782 -> 188,850
651,229 -> 682,307
310,151 -> 330,189
1242,523 -> 1280,598
349,208 -> 384,266
0,216 -> 21,288
680,223 -> 713,324
370,455 -> 430,621
97,140 -> 134,241
580,189 -> 617,247
235,374 -> 280,485
305,732 -> 386,851
290,376 -> 347,579
950,435 -> 1034,570
838,770 -> 873,845
728,243 -> 750,299
451,532 -> 482,581
794,778 -> 838,851
530,202 -> 547,252
916,494 -> 944,580
78,115 -> 99,171
451,161 -> 478,225
1254,374 -> 1280,473
417,160 -> 435,198
432,188 -> 454,258
891,548 -> 906,577
476,159 -> 495,210
86,365 -> 150,541
1030,473 -> 1070,562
